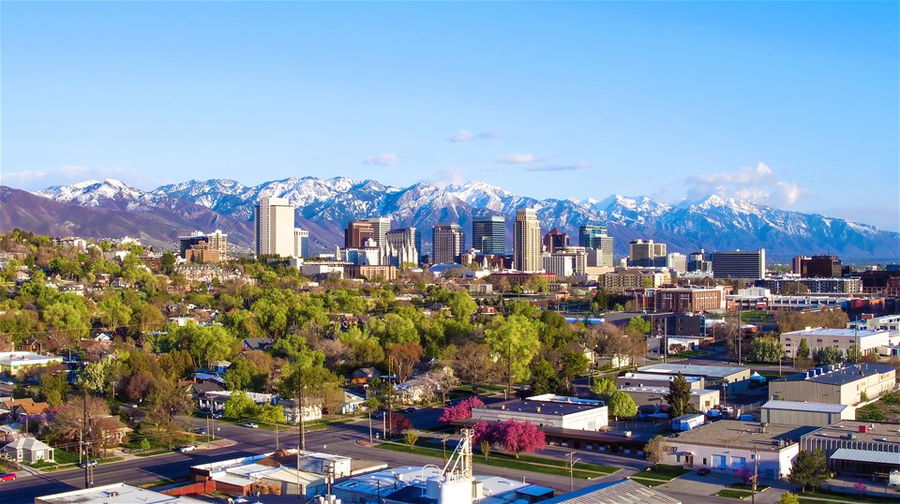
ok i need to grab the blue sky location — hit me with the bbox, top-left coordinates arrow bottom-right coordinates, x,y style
2,1 -> 898,230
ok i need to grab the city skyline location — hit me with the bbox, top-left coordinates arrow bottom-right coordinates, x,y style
2,2 -> 897,231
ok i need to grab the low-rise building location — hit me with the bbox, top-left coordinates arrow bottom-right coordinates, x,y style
0,351 -> 63,374
2,437 -> 54,463
800,420 -> 900,476
637,363 -> 751,394
662,421 -> 817,478
616,372 -> 705,390
760,400 -> 855,426
758,277 -> 861,294
653,286 -> 725,313
780,327 -> 890,358
35,483 -> 207,504
470,394 -> 608,431
768,363 -> 896,405
618,386 -> 720,412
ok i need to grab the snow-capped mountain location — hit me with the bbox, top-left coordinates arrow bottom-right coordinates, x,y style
13,176 -> 900,260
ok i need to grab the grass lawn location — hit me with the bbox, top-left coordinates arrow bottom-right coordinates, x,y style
630,477 -> 668,487
634,465 -> 690,480
376,442 -> 616,479
715,489 -> 752,499
728,482 -> 770,492
135,449 -> 171,457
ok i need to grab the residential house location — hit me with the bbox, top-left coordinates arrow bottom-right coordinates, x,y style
1,398 -> 50,424
341,391 -> 366,415
274,398 -> 323,424
350,367 -> 379,384
242,337 -> 274,352
93,415 -> 132,448
2,437 -> 54,463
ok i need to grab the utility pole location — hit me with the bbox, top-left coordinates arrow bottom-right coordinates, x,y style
387,358 -> 394,438
751,447 -> 759,504
82,387 -> 93,488
566,451 -> 579,492
296,369 -> 306,451
275,422 -> 280,450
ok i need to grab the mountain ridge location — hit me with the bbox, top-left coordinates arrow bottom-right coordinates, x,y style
9,177 -> 900,260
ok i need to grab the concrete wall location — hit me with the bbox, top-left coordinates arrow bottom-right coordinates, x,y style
664,442 -> 797,479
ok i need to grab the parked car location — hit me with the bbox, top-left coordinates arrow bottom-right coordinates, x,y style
178,445 -> 196,453
242,423 -> 259,429
697,468 -> 711,476
404,407 -> 416,413
78,461 -> 98,468
0,473 -> 16,481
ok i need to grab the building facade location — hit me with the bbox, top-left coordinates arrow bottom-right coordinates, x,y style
780,327 -> 889,358
579,225 -> 614,268
472,214 -> 506,255
769,363 -> 896,405
712,249 -> 765,279
254,197 -> 295,257
179,230 -> 228,262
758,277 -> 861,294
543,228 -> 569,253
293,228 -> 309,258
432,223 -> 464,265
514,208 -> 542,272
629,240 -> 666,267
653,286 -> 725,313
364,217 -> 391,248
386,227 -> 419,267
344,220 -> 375,248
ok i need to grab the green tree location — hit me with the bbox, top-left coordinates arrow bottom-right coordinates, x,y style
590,377 -> 617,400
529,358 -> 559,395
845,345 -> 862,364
625,316 -> 651,338
447,292 -> 477,321
139,438 -> 152,451
160,252 -> 176,275
665,373 -> 694,418
644,435 -> 669,465
254,403 -> 286,425
98,294 -> 133,330
39,371 -> 68,407
404,429 -> 420,448
485,314 -> 541,398
749,336 -> 784,363
777,493 -> 799,504
813,346 -> 843,366
789,450 -> 828,491
796,338 -> 810,360
607,391 -> 638,419
224,391 -> 255,420
178,324 -> 237,368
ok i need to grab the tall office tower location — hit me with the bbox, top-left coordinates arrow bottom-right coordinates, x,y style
794,255 -> 842,278
543,228 -> 569,253
579,225 -> 614,267
688,249 -> 713,273
712,249 -> 766,279
179,229 -> 229,261
293,228 -> 309,258
666,252 -> 687,273
432,223 -> 464,264
629,239 -> 667,267
386,227 -> 419,267
344,220 -> 375,248
254,197 -> 295,257
514,208 -> 542,272
472,214 -> 506,255
364,217 -> 392,248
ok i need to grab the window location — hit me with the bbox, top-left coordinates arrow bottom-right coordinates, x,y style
712,455 -> 727,469
732,457 -> 746,469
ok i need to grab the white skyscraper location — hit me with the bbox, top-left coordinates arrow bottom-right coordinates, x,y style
365,217 -> 392,248
514,208 -> 541,272
254,197 -> 295,257
294,228 -> 310,258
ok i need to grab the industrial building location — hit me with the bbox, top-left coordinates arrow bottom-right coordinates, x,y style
0,351 -> 63,374
662,421 -> 817,478
470,394 -> 608,431
637,363 -> 751,394
800,421 -> 900,476
35,484 -> 207,504
616,372 -> 705,390
768,363 -> 896,405
760,400 -> 855,426
780,327 -> 890,358
618,386 -> 720,412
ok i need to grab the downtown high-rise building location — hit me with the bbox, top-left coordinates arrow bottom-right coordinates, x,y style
293,228 -> 309,258
514,208 -> 541,272
179,229 -> 228,261
712,249 -> 766,279
543,228 -> 569,253
579,225 -> 614,267
629,239 -> 667,267
254,197 -> 295,257
344,220 -> 375,248
472,214 -> 506,255
386,227 -> 419,267
365,217 -> 392,248
432,223 -> 464,264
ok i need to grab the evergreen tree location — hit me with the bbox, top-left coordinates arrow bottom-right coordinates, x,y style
665,373 -> 693,418
607,391 -> 638,419
789,450 -> 828,491
796,338 -> 810,360
529,358 -> 558,395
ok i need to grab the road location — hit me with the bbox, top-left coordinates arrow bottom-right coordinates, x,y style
1,407 -> 741,503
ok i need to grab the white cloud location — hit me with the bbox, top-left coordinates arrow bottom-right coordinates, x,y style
525,162 -> 590,172
447,130 -> 501,142
685,162 -> 808,206
497,153 -> 546,164
363,153 -> 398,166
1,165 -> 133,190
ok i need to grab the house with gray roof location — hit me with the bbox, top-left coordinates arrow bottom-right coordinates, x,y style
3,437 -> 54,463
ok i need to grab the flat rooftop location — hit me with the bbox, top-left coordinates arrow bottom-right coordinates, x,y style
35,483 -> 206,504
777,363 -> 895,385
638,363 -> 749,379
801,420 -> 900,446
782,327 -> 888,338
619,372 -> 702,383
619,386 -> 717,396
761,400 -> 850,414
670,421 -> 817,452
476,399 -> 606,417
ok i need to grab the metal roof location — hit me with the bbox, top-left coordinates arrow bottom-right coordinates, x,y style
831,448 -> 900,466
761,400 -> 849,414
638,363 -> 749,378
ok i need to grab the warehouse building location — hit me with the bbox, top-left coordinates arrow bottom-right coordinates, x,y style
470,394 -> 608,431
661,420 -> 816,479
618,386 -> 720,412
616,372 -> 705,390
780,327 -> 890,358
768,363 -> 896,405
637,363 -> 751,394
800,420 -> 900,476
760,400 -> 855,426
35,484 -> 206,504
